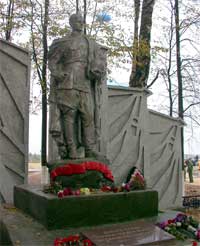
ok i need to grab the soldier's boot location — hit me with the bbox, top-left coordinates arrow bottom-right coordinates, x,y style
83,126 -> 107,161
58,144 -> 68,159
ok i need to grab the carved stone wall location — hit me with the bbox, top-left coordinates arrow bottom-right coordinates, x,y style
0,39 -> 30,203
147,110 -> 183,209
107,86 -> 183,209
107,86 -> 150,183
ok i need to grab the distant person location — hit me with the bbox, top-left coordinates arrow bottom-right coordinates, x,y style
186,159 -> 193,183
194,155 -> 199,166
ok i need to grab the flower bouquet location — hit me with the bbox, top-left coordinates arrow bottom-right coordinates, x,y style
44,164 -> 146,197
54,235 -> 93,246
48,161 -> 114,190
122,168 -> 146,191
157,213 -> 200,241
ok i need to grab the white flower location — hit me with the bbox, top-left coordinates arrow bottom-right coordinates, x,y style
165,226 -> 170,231
187,225 -> 197,233
122,183 -> 126,187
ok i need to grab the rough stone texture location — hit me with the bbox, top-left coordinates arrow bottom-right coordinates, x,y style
107,86 -> 150,183
0,39 -> 30,203
147,110 -> 183,209
0,204 -> 70,246
106,86 -> 183,210
14,184 -> 158,230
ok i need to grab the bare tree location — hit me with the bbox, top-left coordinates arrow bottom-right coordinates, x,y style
76,0 -> 79,13
0,0 -> 30,41
5,0 -> 15,41
174,0 -> 184,167
29,0 -> 49,166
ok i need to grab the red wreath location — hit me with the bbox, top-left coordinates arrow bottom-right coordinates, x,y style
50,161 -> 114,182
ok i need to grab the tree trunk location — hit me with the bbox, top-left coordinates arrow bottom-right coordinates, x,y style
41,0 -> 49,166
129,0 -> 140,87
76,0 -> 79,13
174,0 -> 184,169
129,0 -> 155,88
83,0 -> 87,35
168,0 -> 175,117
5,0 -> 15,41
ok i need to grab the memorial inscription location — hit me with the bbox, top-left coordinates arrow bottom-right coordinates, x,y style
81,221 -> 175,246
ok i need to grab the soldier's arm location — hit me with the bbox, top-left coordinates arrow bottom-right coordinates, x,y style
90,44 -> 108,82
48,39 -> 67,80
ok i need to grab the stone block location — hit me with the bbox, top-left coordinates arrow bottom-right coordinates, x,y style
14,185 -> 158,230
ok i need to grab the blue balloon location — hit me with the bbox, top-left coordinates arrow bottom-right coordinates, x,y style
96,12 -> 111,22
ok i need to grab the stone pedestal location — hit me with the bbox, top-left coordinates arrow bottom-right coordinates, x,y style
14,185 -> 158,230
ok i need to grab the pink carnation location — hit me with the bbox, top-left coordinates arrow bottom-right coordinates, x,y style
57,190 -> 64,198
196,230 -> 200,240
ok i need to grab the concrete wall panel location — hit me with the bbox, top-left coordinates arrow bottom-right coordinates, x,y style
0,39 -> 30,203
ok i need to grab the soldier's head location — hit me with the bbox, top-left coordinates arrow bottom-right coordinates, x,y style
69,13 -> 84,32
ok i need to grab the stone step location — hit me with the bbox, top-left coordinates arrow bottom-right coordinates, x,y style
0,204 -> 196,246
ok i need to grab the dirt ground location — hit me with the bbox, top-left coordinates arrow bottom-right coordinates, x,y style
28,162 -> 41,185
185,166 -> 200,196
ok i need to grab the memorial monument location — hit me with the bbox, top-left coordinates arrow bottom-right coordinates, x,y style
47,13 -> 183,210
0,12 -> 183,246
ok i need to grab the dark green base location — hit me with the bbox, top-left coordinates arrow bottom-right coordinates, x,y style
14,185 -> 158,230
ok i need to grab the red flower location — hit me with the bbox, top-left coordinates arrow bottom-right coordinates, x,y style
63,187 -> 73,196
101,185 -> 112,192
57,191 -> 64,198
83,238 -> 93,246
51,161 -> 114,183
50,170 -> 57,181
196,230 -> 200,240
124,183 -> 131,191
167,219 -> 175,224
54,238 -> 63,246
54,235 -> 92,246
112,186 -> 118,193
135,172 -> 144,182
74,189 -> 81,196
68,164 -> 86,174
62,237 -> 70,243
193,242 -> 198,246
67,234 -> 80,242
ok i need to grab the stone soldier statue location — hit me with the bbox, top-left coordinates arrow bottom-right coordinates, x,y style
48,13 -> 107,159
